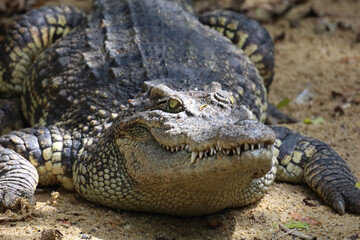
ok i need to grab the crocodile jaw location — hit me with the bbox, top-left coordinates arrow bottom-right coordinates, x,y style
116,132 -> 274,179
113,136 -> 275,215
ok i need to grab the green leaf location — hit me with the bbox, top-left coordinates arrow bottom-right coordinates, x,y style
303,118 -> 313,124
276,97 -> 291,109
356,182 -> 360,189
285,221 -> 309,229
312,117 -> 325,124
303,117 -> 325,125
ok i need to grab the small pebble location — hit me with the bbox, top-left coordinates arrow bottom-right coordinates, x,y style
81,234 -> 92,239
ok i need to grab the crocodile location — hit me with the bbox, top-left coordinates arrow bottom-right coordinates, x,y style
0,0 -> 359,216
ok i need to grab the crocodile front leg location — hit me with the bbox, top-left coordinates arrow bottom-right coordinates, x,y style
0,126 -> 82,209
272,126 -> 360,214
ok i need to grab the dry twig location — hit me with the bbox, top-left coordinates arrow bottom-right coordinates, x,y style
277,224 -> 316,240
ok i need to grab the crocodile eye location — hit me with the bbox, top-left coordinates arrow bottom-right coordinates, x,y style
168,97 -> 182,110
149,97 -> 184,112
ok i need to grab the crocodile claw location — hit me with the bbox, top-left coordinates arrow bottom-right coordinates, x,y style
0,189 -> 36,210
0,146 -> 38,211
327,184 -> 360,215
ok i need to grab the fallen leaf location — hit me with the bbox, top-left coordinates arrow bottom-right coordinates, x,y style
276,97 -> 291,109
207,219 -> 223,229
285,220 -> 309,229
303,117 -> 324,125
356,182 -> 360,190
312,117 -> 324,124
303,118 -> 313,124
339,56 -> 360,64
291,212 -> 322,226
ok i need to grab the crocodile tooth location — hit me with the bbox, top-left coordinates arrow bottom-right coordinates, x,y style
226,149 -> 231,155
210,147 -> 214,155
166,145 -> 170,150
175,146 -> 180,152
171,147 -> 175,152
236,147 -> 241,155
251,144 -> 254,150
258,143 -> 263,149
244,143 -> 249,151
185,144 -> 190,151
181,144 -> 185,150
204,152 -> 208,157
213,149 -> 216,154
199,151 -> 204,159
217,141 -> 223,151
191,152 -> 198,164
232,149 -> 236,155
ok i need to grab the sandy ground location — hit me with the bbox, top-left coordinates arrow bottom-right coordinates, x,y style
0,0 -> 360,239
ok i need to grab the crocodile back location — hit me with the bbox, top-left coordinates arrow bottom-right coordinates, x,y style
22,0 -> 267,132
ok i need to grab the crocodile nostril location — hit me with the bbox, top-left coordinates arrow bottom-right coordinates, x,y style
214,92 -> 230,104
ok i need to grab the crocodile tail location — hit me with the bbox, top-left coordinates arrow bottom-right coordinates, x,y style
199,11 -> 274,90
0,5 -> 86,95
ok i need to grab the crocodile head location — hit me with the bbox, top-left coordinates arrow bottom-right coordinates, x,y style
103,81 -> 276,215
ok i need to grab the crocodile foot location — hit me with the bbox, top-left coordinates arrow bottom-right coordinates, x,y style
323,180 -> 360,215
0,146 -> 38,210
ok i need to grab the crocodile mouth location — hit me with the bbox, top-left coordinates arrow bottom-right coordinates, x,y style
159,141 -> 273,164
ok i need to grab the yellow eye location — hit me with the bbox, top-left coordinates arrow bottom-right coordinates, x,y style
168,98 -> 181,109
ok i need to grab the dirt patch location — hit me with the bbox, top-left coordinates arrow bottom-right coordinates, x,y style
0,0 -> 360,239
